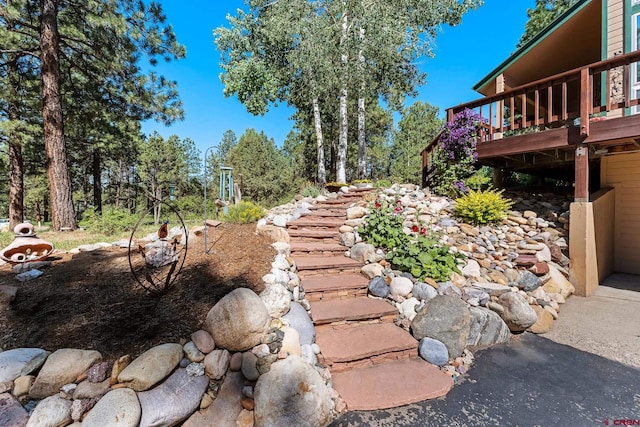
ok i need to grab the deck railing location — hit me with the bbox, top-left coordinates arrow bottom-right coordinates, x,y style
444,50 -> 640,144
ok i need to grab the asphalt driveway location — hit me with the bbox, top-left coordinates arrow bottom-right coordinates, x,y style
330,331 -> 640,427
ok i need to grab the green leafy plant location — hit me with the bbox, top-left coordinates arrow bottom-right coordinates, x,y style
359,197 -> 463,282
222,201 -> 265,224
388,234 -> 462,282
358,197 -> 408,250
454,189 -> 514,225
353,179 -> 371,184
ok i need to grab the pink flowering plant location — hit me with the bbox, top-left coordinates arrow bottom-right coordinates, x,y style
386,222 -> 462,282
358,197 -> 462,282
358,197 -> 409,250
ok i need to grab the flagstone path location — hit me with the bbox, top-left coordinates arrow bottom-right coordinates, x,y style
288,189 -> 454,411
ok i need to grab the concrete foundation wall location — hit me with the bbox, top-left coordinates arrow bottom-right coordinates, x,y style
592,188 -> 616,281
569,202 -> 600,296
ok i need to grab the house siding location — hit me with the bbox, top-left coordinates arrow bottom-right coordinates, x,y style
608,0 -> 624,57
607,0 -> 625,117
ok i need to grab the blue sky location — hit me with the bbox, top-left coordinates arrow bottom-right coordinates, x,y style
141,1 -> 536,155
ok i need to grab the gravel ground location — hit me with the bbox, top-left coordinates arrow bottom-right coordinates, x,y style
543,275 -> 640,369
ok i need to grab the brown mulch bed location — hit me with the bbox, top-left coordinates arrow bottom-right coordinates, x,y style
0,223 -> 274,361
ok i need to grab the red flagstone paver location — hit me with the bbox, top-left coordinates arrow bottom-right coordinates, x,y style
301,274 -> 368,293
315,323 -> 417,364
310,297 -> 396,324
331,358 -> 454,411
295,256 -> 362,272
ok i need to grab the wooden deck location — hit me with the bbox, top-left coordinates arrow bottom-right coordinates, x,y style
422,50 -> 640,190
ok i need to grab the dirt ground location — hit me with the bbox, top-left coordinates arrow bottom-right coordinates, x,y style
0,223 -> 274,361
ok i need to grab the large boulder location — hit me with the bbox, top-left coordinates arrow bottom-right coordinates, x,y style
542,265 -> 575,298
254,357 -> 332,427
260,284 -> 291,318
204,350 -> 230,380
517,271 -> 542,292
389,276 -> 413,298
467,306 -> 511,350
418,338 -> 449,366
0,348 -> 49,384
256,225 -> 290,243
411,295 -> 470,358
0,393 -> 29,426
138,368 -> 209,427
205,288 -> 270,352
82,388 -> 141,427
282,302 -> 315,346
349,243 -> 375,263
29,349 -> 102,400
528,305 -> 554,334
498,292 -> 538,332
183,372 -> 244,427
25,395 -> 72,427
117,343 -> 183,392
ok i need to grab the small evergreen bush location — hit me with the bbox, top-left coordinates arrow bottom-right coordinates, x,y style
454,189 -> 514,225
80,209 -> 139,235
222,201 -> 265,224
301,185 -> 320,198
375,179 -> 392,188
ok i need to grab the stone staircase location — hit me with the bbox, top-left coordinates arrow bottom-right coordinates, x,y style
287,189 -> 454,411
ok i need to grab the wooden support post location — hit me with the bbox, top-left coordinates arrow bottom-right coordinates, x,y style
575,146 -> 589,202
493,167 -> 504,188
580,67 -> 591,138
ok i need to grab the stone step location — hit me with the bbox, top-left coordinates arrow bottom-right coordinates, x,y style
331,358 -> 454,411
295,256 -> 363,276
309,297 -> 396,325
315,199 -> 359,206
316,323 -> 417,368
310,204 -> 349,210
287,229 -> 340,241
300,210 -> 346,218
287,219 -> 345,229
301,274 -> 369,298
290,242 -> 347,257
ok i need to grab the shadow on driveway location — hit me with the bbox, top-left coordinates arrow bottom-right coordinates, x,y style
330,333 -> 640,427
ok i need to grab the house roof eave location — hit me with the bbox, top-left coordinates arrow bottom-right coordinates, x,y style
473,0 -> 593,94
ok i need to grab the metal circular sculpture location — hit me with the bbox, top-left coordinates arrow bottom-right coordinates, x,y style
128,201 -> 188,295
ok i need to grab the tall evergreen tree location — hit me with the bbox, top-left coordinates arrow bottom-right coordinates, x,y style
518,0 -> 579,48
0,0 -> 185,229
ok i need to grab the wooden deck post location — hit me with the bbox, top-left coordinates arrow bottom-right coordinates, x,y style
580,68 -> 590,138
575,146 -> 589,202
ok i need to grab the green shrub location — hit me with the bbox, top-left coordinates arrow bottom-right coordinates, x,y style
454,189 -> 514,225
222,201 -> 265,224
301,185 -> 320,198
80,209 -> 139,235
465,169 -> 492,191
358,197 -> 408,250
375,179 -> 392,188
388,234 -> 462,282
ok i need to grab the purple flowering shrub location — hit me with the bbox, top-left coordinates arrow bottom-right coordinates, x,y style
432,109 -> 483,197
439,109 -> 482,162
